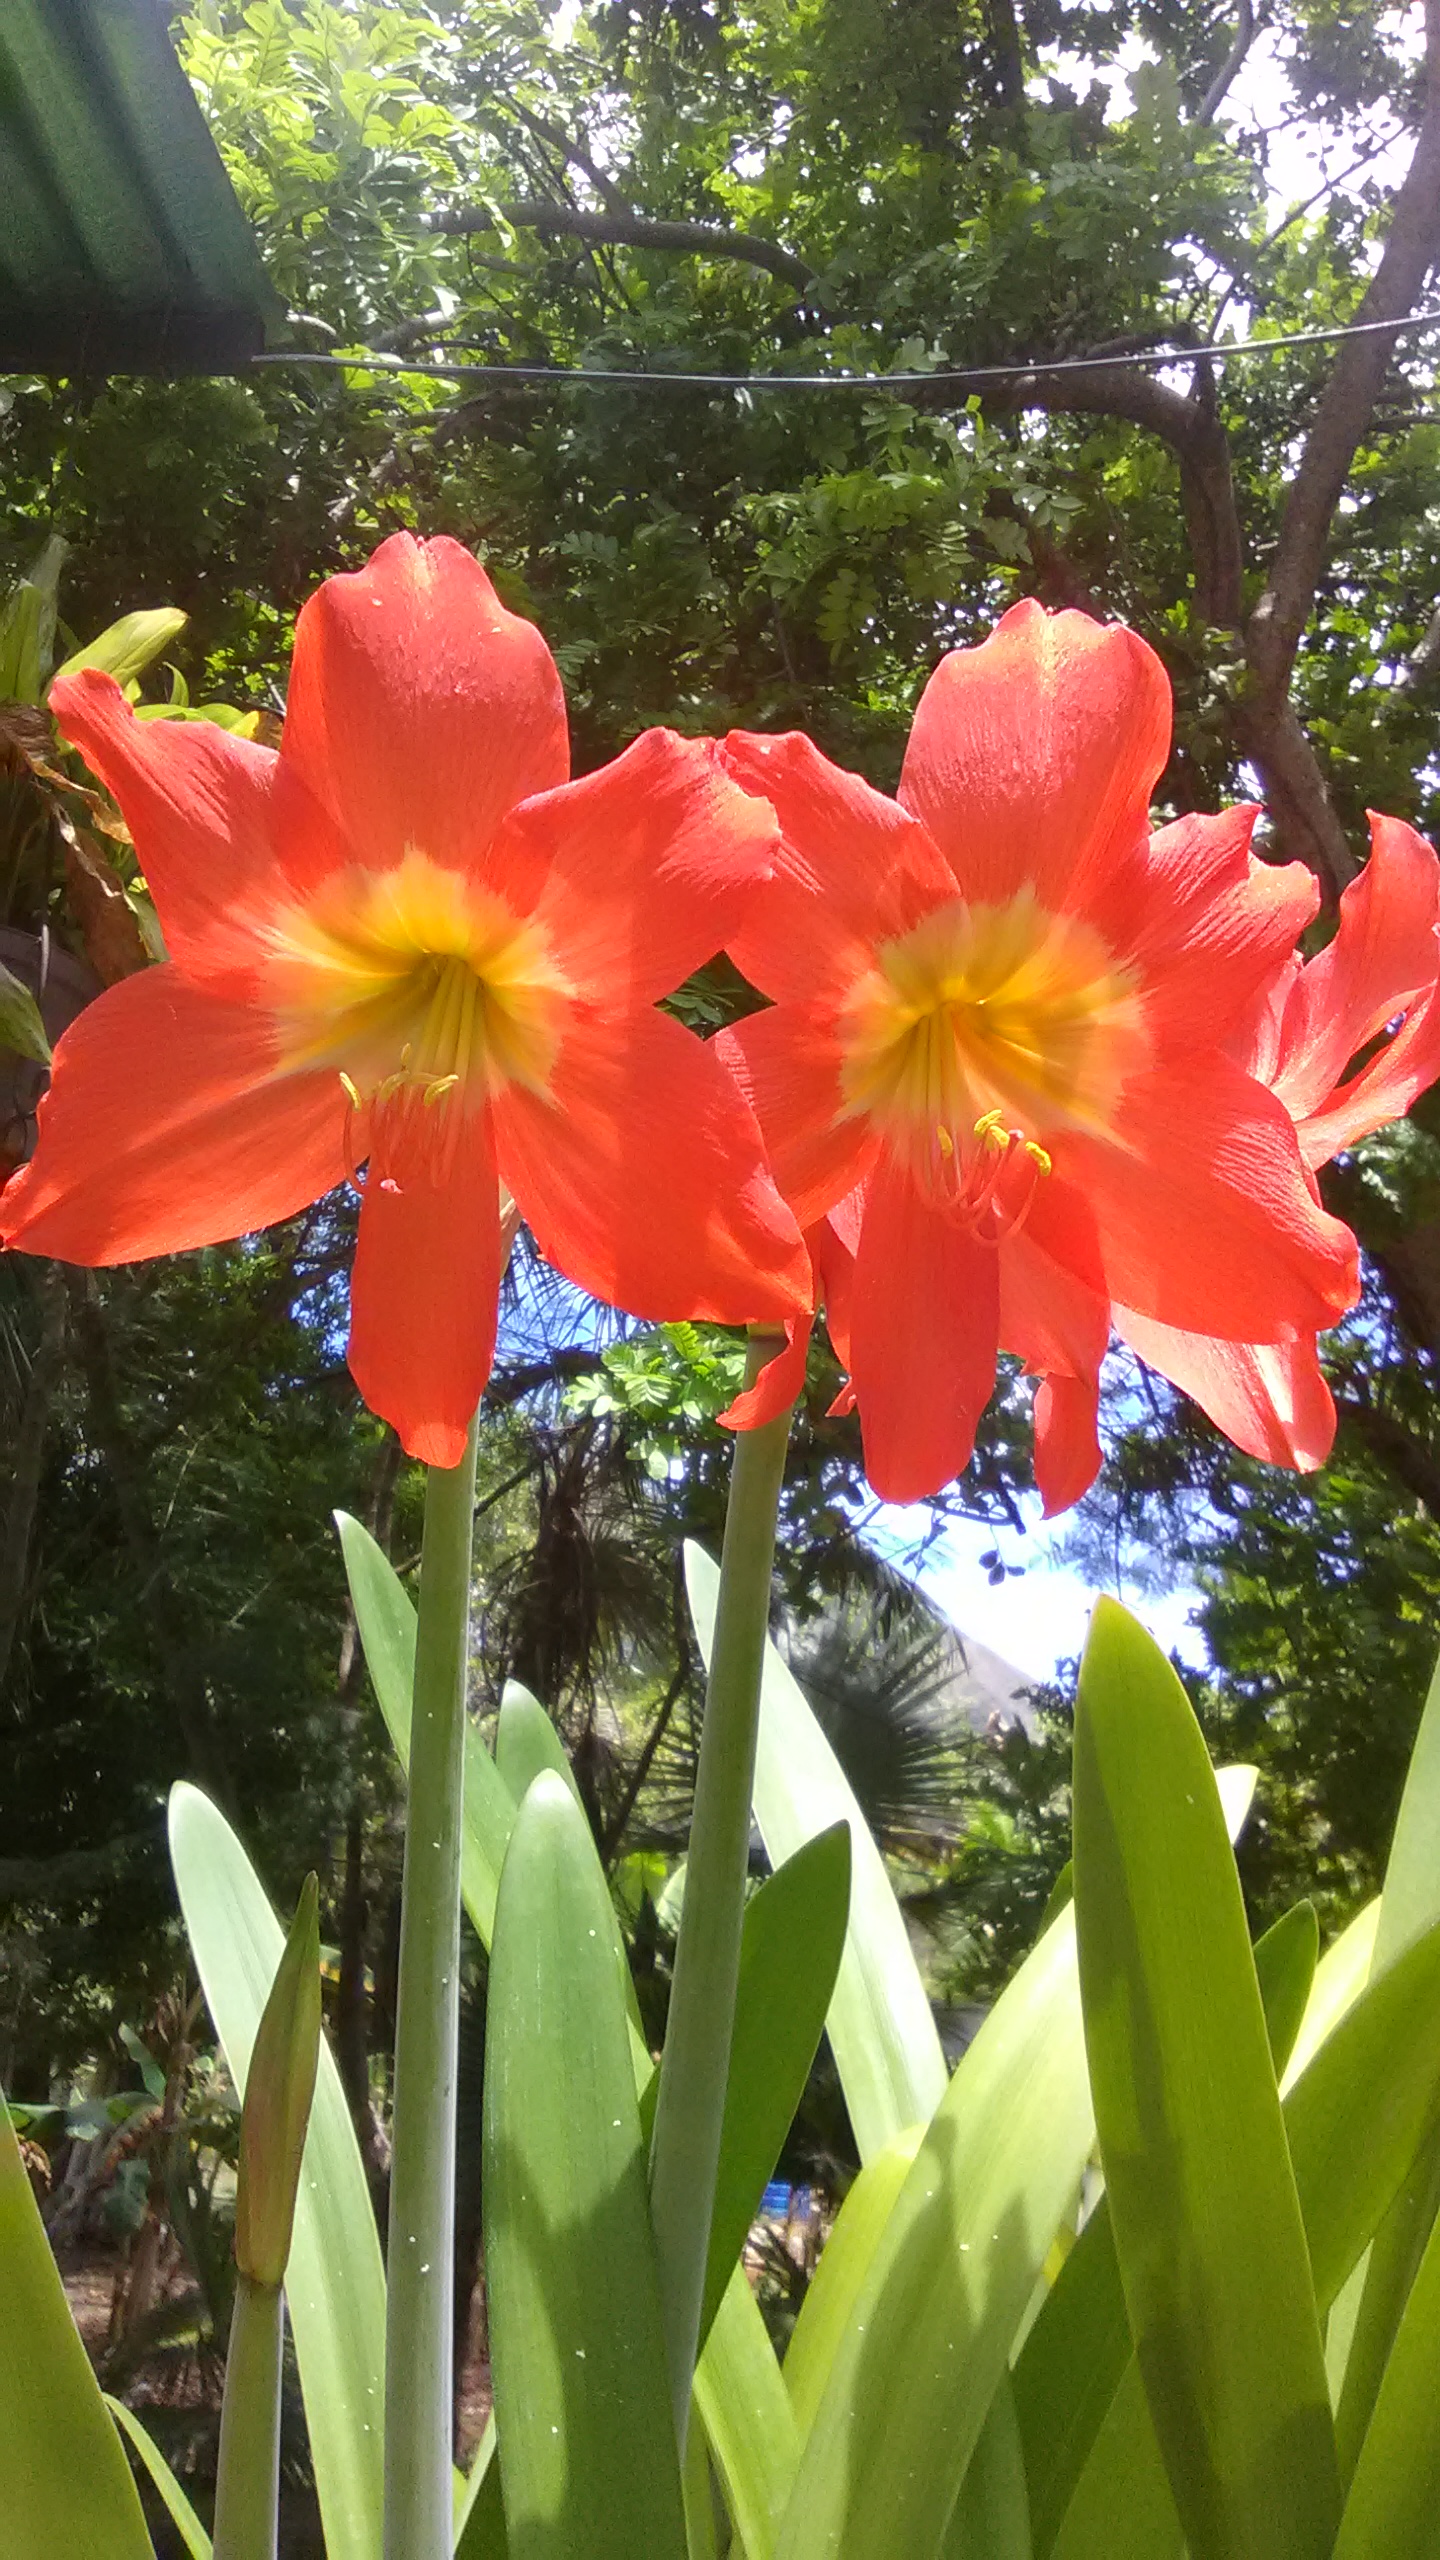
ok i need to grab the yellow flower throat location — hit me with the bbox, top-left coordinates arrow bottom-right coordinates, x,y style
838,888 -> 1146,1216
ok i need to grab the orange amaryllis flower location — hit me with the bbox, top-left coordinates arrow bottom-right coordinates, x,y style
715,600 -> 1358,1504
0,535 -> 809,1464
1061,810 -> 1440,1492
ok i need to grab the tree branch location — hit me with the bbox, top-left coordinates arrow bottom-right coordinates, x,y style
1242,0 -> 1440,887
504,104 -> 631,217
1196,0 -> 1256,128
429,200 -> 816,292
983,361 -> 1245,627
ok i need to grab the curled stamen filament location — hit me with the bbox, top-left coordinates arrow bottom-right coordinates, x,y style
928,1110 -> 1052,1240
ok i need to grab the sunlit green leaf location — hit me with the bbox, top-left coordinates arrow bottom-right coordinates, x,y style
1073,1599 -> 1338,2560
0,2090 -> 152,2556
169,1784 -> 385,2560
484,1772 -> 685,2558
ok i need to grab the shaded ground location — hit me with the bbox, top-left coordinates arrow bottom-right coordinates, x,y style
62,2248 -> 494,2555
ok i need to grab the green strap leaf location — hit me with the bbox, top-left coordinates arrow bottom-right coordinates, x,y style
775,1902 -> 1093,2560
0,2090 -> 152,2555
337,1510 -> 515,1948
1051,1902 -> 1440,2558
694,2266 -> 801,2560
169,1784 -> 386,2560
1333,2187 -> 1440,2559
943,2375 -> 1033,2560
454,2419 -> 506,2557
1073,1598 -> 1338,2560
783,2127 -> 924,2438
1253,1900 -> 1320,2080
686,1542 -> 947,2164
483,1771 -> 686,2559
1282,1898 -> 1379,2093
1017,1885 -> 1318,2557
495,1679 -> 584,1808
701,1822 -> 851,2348
108,2396 -> 213,2557
1335,1645 -> 1440,2475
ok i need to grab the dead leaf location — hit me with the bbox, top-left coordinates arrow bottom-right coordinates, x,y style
63,830 -> 150,984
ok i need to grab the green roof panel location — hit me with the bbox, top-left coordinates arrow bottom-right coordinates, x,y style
0,0 -> 284,372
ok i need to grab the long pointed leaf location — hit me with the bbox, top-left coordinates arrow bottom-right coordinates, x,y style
455,2420 -> 506,2557
695,2266 -> 800,2560
169,1784 -> 386,2560
484,1771 -> 686,2558
1335,1645 -> 1440,2473
782,2129 -> 924,2438
1282,1898 -> 1379,2093
0,2091 -> 152,2556
1073,1598 -> 1338,2560
943,2375 -> 1033,2560
774,1901 -> 1092,2560
1015,1781 -> 1274,2558
702,1822 -> 850,2345
1053,1900 -> 1440,2557
686,1542 -> 946,2163
108,2396 -> 213,2557
337,1511 -> 515,1947
1333,2186 -> 1440,2558
495,1679 -> 583,1808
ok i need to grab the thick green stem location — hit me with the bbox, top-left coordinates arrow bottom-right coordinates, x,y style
383,1416 -> 479,2560
213,2274 -> 284,2560
649,1329 -> 794,2441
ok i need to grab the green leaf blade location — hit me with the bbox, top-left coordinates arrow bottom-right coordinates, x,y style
701,1822 -> 851,2345
1072,1599 -> 1338,2560
776,1902 -> 1093,2560
169,1783 -> 386,2560
484,1770 -> 686,2560
0,2092 -> 153,2557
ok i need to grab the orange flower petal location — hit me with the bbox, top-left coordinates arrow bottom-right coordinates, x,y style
282,534 -> 569,878
347,1106 -> 503,1465
0,968 -> 346,1260
1297,979 -> 1440,1168
1090,808 -> 1320,1062
848,1156 -> 1000,1501
1118,1310 -> 1336,1471
1000,1220 -> 1109,1385
715,1010 -> 879,1230
1032,1374 -> 1104,1516
1059,1058 -> 1358,1340
897,599 -> 1171,912
492,729 -> 777,1005
720,730 -> 956,1004
49,670 -> 344,997
494,1005 -> 810,1326
1280,813 -> 1440,1110
719,1317 -> 812,1430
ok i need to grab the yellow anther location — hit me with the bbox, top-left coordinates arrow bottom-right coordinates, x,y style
935,1123 -> 955,1158
1024,1139 -> 1053,1174
973,1107 -> 1007,1149
423,1073 -> 460,1107
339,1071 -> 362,1109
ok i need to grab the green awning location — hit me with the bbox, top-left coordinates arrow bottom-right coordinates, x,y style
0,0 -> 284,374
